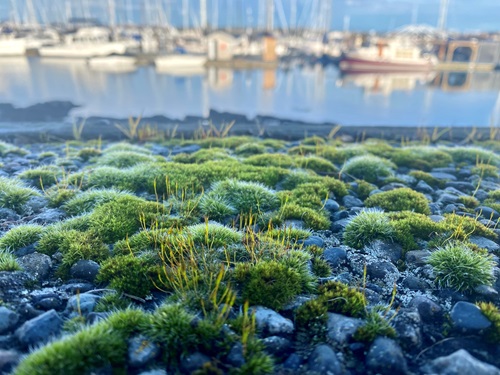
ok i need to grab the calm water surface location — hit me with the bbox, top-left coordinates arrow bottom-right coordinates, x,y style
0,57 -> 499,127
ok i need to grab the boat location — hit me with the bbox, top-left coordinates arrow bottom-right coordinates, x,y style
88,54 -> 137,73
155,54 -> 206,74
339,39 -> 438,73
38,27 -> 138,58
0,36 -> 27,56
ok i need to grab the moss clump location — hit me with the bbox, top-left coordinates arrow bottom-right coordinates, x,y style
391,147 -> 452,171
94,292 -> 130,312
45,187 -> 78,208
244,153 -> 296,168
294,298 -> 328,343
0,224 -> 44,252
365,188 -> 430,215
199,193 -> 236,221
409,170 -> 444,189
343,209 -> 394,249
97,150 -> 157,168
188,222 -> 243,249
265,227 -> 311,243
317,281 -> 366,318
311,257 -> 331,277
234,260 -> 304,310
173,148 -> 233,164
472,163 -> 499,178
0,140 -> 27,156
18,166 -> 61,189
63,188 -> 134,216
0,250 -> 21,271
440,213 -> 497,241
88,196 -> 162,243
97,253 -> 157,298
343,155 -> 395,183
278,202 -> 330,230
76,147 -> 101,161
234,142 -> 266,157
477,302 -> 500,343
457,195 -> 480,210
353,308 -> 396,343
104,143 -> 152,155
443,146 -> 500,166
355,180 -> 377,200
428,242 -> 495,292
295,155 -> 337,173
389,211 -> 440,251
0,176 -> 40,214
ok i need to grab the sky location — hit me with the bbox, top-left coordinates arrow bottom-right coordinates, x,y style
0,0 -> 499,33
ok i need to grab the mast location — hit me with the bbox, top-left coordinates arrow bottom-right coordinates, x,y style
290,0 -> 297,33
108,0 -> 116,28
182,0 -> 189,30
9,0 -> 20,25
266,0 -> 274,32
438,0 -> 449,31
200,0 -> 208,30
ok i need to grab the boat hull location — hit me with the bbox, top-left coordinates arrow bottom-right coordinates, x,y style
39,43 -> 130,58
0,39 -> 27,56
88,56 -> 137,73
155,55 -> 206,70
339,56 -> 435,73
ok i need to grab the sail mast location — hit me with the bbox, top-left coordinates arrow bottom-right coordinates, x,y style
266,0 -> 274,32
200,0 -> 208,30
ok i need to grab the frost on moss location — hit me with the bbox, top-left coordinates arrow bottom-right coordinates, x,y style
0,224 -> 44,252
343,209 -> 394,249
365,188 -> 430,215
0,176 -> 40,214
343,155 -> 395,183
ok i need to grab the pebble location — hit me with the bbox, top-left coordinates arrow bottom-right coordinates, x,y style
342,195 -> 363,208
366,261 -> 399,281
324,199 -> 340,212
17,253 -> 52,281
180,352 -> 211,373
15,309 -> 62,348
366,337 -> 408,375
408,296 -> 444,323
254,306 -> 295,337
322,247 -> 347,268
128,335 -> 160,368
307,345 -> 344,375
450,301 -> 491,333
65,293 -> 100,318
69,260 -> 101,282
0,307 -> 19,335
421,349 -> 500,375
327,313 -> 364,346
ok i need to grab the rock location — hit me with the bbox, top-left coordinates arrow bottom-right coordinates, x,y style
69,260 -> 100,282
0,307 -> 19,334
366,261 -> 399,281
405,250 -> 431,266
422,349 -> 500,375
254,306 -> 294,337
128,335 -> 160,367
13,243 -> 36,257
430,172 -> 456,181
333,210 -> 349,221
59,283 -> 95,294
34,295 -> 64,311
450,301 -> 491,333
438,193 -> 459,205
307,345 -> 344,375
476,206 -> 500,221
283,353 -> 303,371
0,208 -> 20,221
15,309 -> 62,348
369,241 -> 402,264
65,293 -> 100,318
392,308 -> 422,351
171,144 -> 201,155
0,350 -> 20,374
443,204 -> 458,213
366,337 -> 408,375
429,215 -> 445,222
380,183 -> 407,191
331,218 -> 350,233
180,352 -> 211,373
137,370 -> 167,375
445,181 -> 475,193
469,236 -> 500,252
327,313 -> 364,346
342,195 -> 363,208
408,296 -> 444,323
262,336 -> 292,358
30,208 -> 65,224
226,342 -> 246,367
17,253 -> 52,281
301,235 -> 324,248
24,196 -> 49,214
402,275 -> 429,291
0,271 -> 35,303
323,247 -> 347,268
415,180 -> 434,194
475,284 -> 499,300
324,199 -> 340,212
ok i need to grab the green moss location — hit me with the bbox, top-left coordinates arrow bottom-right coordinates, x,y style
76,147 -> 101,161
0,250 -> 21,271
409,170 -> 444,189
278,202 -> 330,230
391,147 -> 452,171
45,187 -> 78,208
317,281 -> 366,318
104,143 -> 152,155
234,143 -> 266,157
311,257 -> 331,277
428,242 -> 495,292
294,298 -> 328,343
477,302 -> 500,343
97,150 -> 157,168
301,136 -> 326,146
355,180 -> 377,200
18,166 -> 61,189
365,188 -> 430,215
0,176 -> 40,214
94,292 -> 130,312
188,222 -> 243,249
265,227 -> 311,243
63,188 -> 134,216
457,195 -> 480,209
259,138 -> 286,150
0,224 -> 44,252
234,260 -> 304,310
97,253 -> 157,297
196,136 -> 257,149
343,209 -> 394,249
295,155 -> 337,173
443,146 -> 500,166
389,211 -> 440,251
472,163 -> 499,178
174,148 -> 234,164
440,213 -> 497,241
343,155 -> 395,183
244,153 -> 296,169
0,140 -> 28,156
199,193 -> 236,221
353,308 -> 396,343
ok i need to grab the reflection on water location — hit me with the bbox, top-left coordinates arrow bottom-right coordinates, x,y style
0,57 -> 499,127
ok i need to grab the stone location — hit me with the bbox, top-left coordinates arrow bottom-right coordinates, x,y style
366,337 -> 408,375
380,182 -> 407,191
430,172 -> 457,181
15,309 -> 62,348
262,336 -> 292,358
333,210 -> 349,221
392,308 -> 422,351
0,208 -> 20,221
370,241 -> 402,264
137,370 -> 167,375
408,296 -> 444,323
438,193 -> 459,205
13,243 -> 36,257
24,196 -> 49,214
450,301 -> 491,333
324,199 -> 340,212
30,208 -> 65,224
34,295 -> 64,311
327,313 -> 364,345
17,252 -> 52,281
402,275 -> 429,291
69,260 -> 100,282
301,235 -> 324,248
422,349 -> 500,375
59,283 -> 95,294
254,306 -> 294,337
128,335 -> 160,367
366,261 -> 399,281
475,284 -> 499,300
476,206 -> 500,221
0,350 -> 20,374
226,342 -> 246,367
331,218 -> 350,233
429,214 -> 445,222
0,307 -> 19,335
342,195 -> 363,208
307,345 -> 344,375
405,250 -> 431,266
443,204 -> 458,213
445,181 -> 475,193
0,271 -> 35,304
180,352 -> 211,373
283,353 -> 303,371
323,247 -> 347,268
415,180 -> 434,194
170,144 -> 201,155
469,236 -> 500,252
66,293 -> 100,318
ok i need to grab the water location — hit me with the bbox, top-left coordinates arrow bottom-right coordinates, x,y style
1,57 -> 499,127
2,0 -> 500,33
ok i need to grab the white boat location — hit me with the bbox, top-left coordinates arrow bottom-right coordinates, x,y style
39,27 -> 138,59
0,37 -> 27,56
339,39 -> 438,73
88,55 -> 137,73
155,54 -> 206,73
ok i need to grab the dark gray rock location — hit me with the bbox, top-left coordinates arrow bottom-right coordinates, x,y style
262,336 -> 292,358
430,172 -> 457,181
324,199 -> 340,212
0,271 -> 35,303
333,210 -> 349,221
443,204 -> 458,213
24,196 -> 49,214
370,241 -> 402,264
415,180 -> 434,194
392,308 -> 422,351
429,214 -> 445,222
0,208 -> 20,221
474,284 -> 499,300
475,189 -> 489,202
302,235 -> 325,248
15,309 -> 62,348
171,144 -> 201,155
323,247 -> 347,268
445,181 -> 475,193
366,261 -> 399,281
254,306 -> 294,337
137,370 -> 167,375
327,313 -> 364,346
180,352 -> 211,373
450,301 -> 491,333
30,209 -> 65,224
283,353 -> 303,371
402,275 -> 429,291
438,193 -> 459,205
331,218 -> 350,233
405,250 -> 431,266
17,252 -> 52,281
0,350 -> 20,374
366,337 -> 408,375
69,260 -> 100,282
380,183 -> 407,191
0,307 -> 19,334
226,342 -> 246,367
421,349 -> 500,375
13,243 -> 36,257
307,345 -> 344,375
469,236 -> 500,252
128,335 -> 160,367
59,283 -> 95,294
342,195 -> 363,208
408,296 -> 444,323
66,293 -> 100,318
476,206 -> 500,221
34,295 -> 64,311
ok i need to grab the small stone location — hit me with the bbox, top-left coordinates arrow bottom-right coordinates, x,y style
180,352 -> 211,373
380,182 -> 407,191
30,209 -> 65,224
0,350 -> 20,374
429,215 -> 445,222
137,370 -> 167,375
70,260 -> 100,282
59,283 -> 95,294
402,276 -> 429,291
0,208 -> 19,221
34,295 -> 64,311
65,293 -> 100,318
0,307 -> 19,335
366,261 -> 399,280
474,285 -> 499,300
17,253 -> 52,281
301,235 -> 324,248
307,345 -> 344,375
445,181 -> 475,193
262,336 -> 292,358
366,337 -> 408,375
323,247 -> 347,268
415,180 -> 434,194
13,243 -> 36,257
469,236 -> 500,252
430,172 -> 456,181
171,144 -> 201,155
450,301 -> 491,333
476,206 -> 500,221
327,313 -> 364,346
405,250 -> 431,266
330,218 -> 350,233
438,193 -> 459,205
15,309 -> 62,348
422,349 -> 500,375
324,199 -> 340,212
226,342 -> 246,367
342,195 -> 363,208
254,306 -> 294,337
408,296 -> 444,323
443,204 -> 457,213
128,335 -> 160,367
283,353 -> 303,371
392,308 -> 422,351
